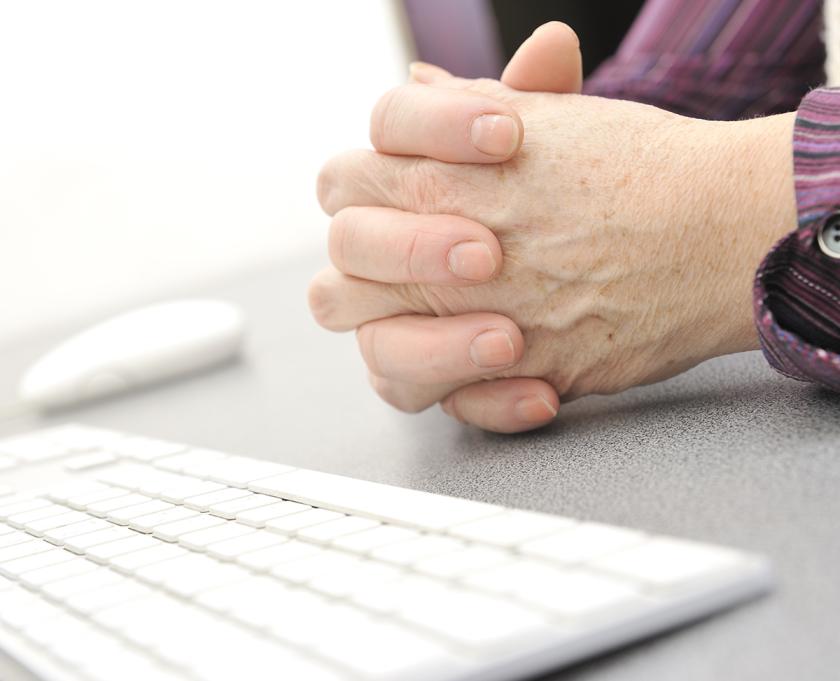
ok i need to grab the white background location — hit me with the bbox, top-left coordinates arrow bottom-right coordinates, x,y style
0,0 -> 413,341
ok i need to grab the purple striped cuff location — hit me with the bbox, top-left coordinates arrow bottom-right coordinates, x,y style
754,88 -> 840,391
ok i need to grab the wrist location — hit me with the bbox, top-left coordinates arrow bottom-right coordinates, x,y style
675,113 -> 797,358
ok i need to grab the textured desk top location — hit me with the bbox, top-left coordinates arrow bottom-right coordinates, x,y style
1,251 -> 838,681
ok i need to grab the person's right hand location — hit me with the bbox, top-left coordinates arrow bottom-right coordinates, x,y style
312,23 -> 587,433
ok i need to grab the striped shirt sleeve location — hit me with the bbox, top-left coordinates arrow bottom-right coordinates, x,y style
754,88 -> 840,391
582,0 -> 825,121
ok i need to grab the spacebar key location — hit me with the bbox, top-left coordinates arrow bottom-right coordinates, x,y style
250,469 -> 502,531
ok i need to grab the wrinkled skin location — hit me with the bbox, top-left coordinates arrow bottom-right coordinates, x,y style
312,79 -> 795,415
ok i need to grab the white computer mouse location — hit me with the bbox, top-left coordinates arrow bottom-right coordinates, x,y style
18,299 -> 245,410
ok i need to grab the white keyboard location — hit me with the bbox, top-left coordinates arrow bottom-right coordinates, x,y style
0,425 -> 771,681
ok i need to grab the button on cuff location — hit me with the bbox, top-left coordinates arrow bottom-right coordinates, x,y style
817,212 -> 840,258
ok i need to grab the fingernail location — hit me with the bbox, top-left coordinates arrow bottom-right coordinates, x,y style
470,114 -> 519,157
469,329 -> 516,368
514,395 -> 558,424
447,241 -> 497,281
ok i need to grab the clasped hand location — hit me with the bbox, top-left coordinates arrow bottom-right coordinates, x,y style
309,23 -> 795,433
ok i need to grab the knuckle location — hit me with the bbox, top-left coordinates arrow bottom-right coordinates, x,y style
369,86 -> 402,150
307,272 -> 342,331
327,208 -> 358,272
316,158 -> 340,216
546,369 -> 577,400
369,374 -> 429,414
468,77 -> 507,98
356,324 -> 383,377
398,158 -> 451,213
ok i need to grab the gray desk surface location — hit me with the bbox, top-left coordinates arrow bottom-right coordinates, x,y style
1,251 -> 838,681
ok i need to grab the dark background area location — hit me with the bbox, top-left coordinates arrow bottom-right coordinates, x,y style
490,0 -> 646,75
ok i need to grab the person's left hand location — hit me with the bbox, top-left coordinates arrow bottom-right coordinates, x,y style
308,31 -> 795,433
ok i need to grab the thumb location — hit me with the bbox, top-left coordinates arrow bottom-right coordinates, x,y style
501,21 -> 583,93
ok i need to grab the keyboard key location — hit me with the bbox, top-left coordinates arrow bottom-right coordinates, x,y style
153,448 -> 228,473
163,560 -> 250,598
261,595 -> 362,647
183,487 -> 252,511
82,647 -> 181,681
196,576 -> 288,613
371,535 -> 465,566
0,433 -> 66,462
0,538 -> 54,563
236,540 -> 318,572
308,559 -> 403,598
93,594 -> 182,646
265,508 -> 342,535
136,553 -> 247,598
110,543 -> 188,573
7,504 -> 68,529
112,436 -> 186,462
235,500 -> 310,527
590,537 -> 747,591
156,479 -> 226,504
179,523 -> 256,551
41,568 -> 124,600
44,481 -> 109,504
0,548 -> 76,579
397,587 -> 549,650
85,534 -> 161,563
520,523 -> 645,565
129,506 -> 199,533
332,524 -> 421,554
0,588 -> 66,628
19,556 -> 99,589
0,497 -> 52,521
296,515 -> 380,543
200,457 -> 294,488
316,619 -> 459,679
138,472 -> 198,498
86,493 -> 152,517
206,530 -> 285,562
96,463 -> 170,493
466,561 -> 645,617
64,451 -> 118,471
23,510 -> 89,536
270,549 -> 362,584
0,531 -> 33,549
67,487 -> 126,510
153,514 -> 226,542
43,518 -> 112,545
414,545 -> 511,579
93,463 -> 155,488
449,509 -> 576,547
43,425 -> 122,453
67,580 -> 154,615
351,574 -> 452,615
65,527 -> 136,554
208,493 -> 280,519
251,469 -> 503,530
107,500 -> 174,525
